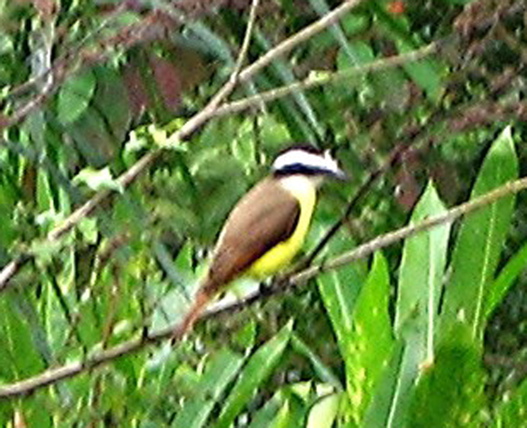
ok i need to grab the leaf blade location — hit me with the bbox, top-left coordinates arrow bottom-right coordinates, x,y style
442,127 -> 519,340
214,321 -> 293,428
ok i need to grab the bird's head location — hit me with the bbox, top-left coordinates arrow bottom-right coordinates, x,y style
271,145 -> 347,185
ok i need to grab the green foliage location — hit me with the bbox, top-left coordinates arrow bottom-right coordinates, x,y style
306,392 -> 341,428
492,377 -> 527,428
171,348 -> 245,428
215,321 -> 293,428
442,127 -> 519,340
345,253 -> 393,424
0,1 -> 526,426
407,325 -> 487,427
57,70 -> 96,125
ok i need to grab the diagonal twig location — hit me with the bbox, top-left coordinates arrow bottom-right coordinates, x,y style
0,0 -> 366,292
212,41 -> 440,118
232,0 -> 260,79
0,11 -> 170,132
1,175 -> 525,398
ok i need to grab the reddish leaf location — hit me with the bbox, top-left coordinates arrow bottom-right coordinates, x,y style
149,54 -> 183,112
395,167 -> 421,211
430,162 -> 461,205
395,150 -> 423,211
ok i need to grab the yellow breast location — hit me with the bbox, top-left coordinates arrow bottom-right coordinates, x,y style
247,175 -> 317,278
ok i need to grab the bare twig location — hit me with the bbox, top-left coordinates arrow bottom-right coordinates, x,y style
1,175 -> 526,398
291,177 -> 525,284
232,0 -> 260,79
301,84 -> 526,267
0,12 -> 171,132
300,118 -> 440,268
484,353 -> 527,376
236,0 -> 364,84
5,2 -> 130,101
214,42 -> 440,118
0,0 -> 365,291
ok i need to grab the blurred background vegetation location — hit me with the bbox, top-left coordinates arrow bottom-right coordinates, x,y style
0,0 -> 526,426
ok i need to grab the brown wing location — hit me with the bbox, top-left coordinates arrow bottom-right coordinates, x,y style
203,177 -> 300,295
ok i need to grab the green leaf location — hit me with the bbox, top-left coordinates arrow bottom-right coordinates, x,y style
57,70 -> 96,124
36,167 -> 54,212
68,108 -> 119,167
16,397 -> 52,428
233,318 -> 257,350
248,391 -> 284,428
383,330 -> 423,428
0,31 -> 13,54
442,127 -> 519,340
397,40 -> 443,102
361,341 -> 405,428
214,321 -> 293,428
254,29 -> 324,139
199,348 -> 245,402
346,253 -> 394,424
309,0 -> 362,65
407,324 -> 487,428
30,238 -> 66,266
395,182 -> 450,364
186,21 -> 234,63
259,116 -> 292,155
231,119 -> 257,172
486,241 -> 527,319
315,224 -> 365,355
317,267 -> 360,350
0,295 -> 45,380
92,67 -> 131,142
172,348 -> 244,428
491,377 -> 527,427
306,393 -> 341,428
371,2 -> 443,101
172,401 -> 215,428
73,167 -> 123,193
290,333 -> 341,388
248,387 -> 305,428
336,40 -> 409,110
269,399 -> 293,428
150,284 -> 196,332
77,217 -> 99,244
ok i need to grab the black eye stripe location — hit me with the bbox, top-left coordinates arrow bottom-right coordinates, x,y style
273,163 -> 332,176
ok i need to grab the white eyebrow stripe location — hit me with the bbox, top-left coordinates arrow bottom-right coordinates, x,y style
272,150 -> 339,172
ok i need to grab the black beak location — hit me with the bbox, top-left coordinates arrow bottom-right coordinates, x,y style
332,168 -> 349,181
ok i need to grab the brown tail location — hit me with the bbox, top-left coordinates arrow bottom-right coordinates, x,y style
171,279 -> 217,344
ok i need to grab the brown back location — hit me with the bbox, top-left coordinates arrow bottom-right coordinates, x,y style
203,177 -> 300,295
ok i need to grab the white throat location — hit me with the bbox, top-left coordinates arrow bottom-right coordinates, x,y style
278,174 -> 323,195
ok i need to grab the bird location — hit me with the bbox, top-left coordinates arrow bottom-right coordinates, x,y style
173,145 -> 346,340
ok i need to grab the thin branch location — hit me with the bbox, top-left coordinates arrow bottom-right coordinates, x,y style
291,177 -> 526,284
301,79 -> 524,268
300,118 -> 441,268
236,0 -> 364,84
232,0 -> 260,79
484,353 -> 527,376
0,12 -> 170,132
5,2 -> 130,101
1,175 -> 526,398
0,0 -> 365,291
213,41 -> 440,118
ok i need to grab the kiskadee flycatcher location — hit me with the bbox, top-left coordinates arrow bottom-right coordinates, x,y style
175,145 -> 346,337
